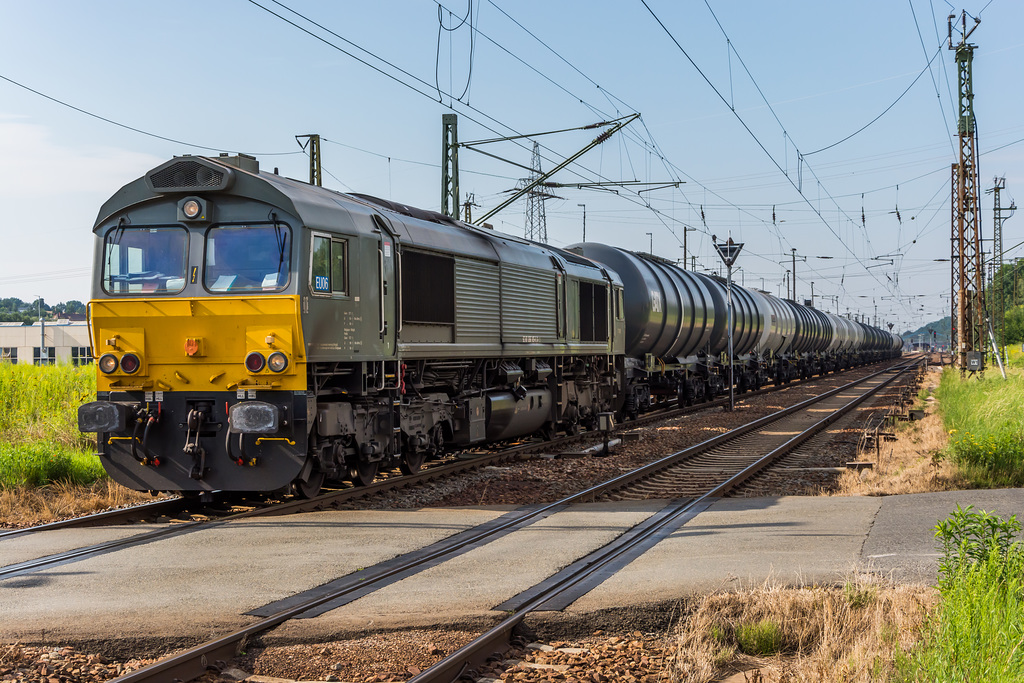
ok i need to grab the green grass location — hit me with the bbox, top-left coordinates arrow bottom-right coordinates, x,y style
734,619 -> 783,656
898,507 -> 1024,682
0,442 -> 105,488
0,363 -> 101,488
936,368 -> 1024,487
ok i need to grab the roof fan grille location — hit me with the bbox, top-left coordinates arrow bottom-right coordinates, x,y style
149,160 -> 225,190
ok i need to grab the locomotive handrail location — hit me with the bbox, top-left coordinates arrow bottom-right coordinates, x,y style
397,249 -> 403,335
378,247 -> 386,337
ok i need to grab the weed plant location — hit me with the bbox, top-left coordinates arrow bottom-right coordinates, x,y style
0,442 -> 105,488
936,367 -> 1024,486
898,506 -> 1024,681
671,580 -> 933,682
0,363 -> 100,488
734,620 -> 782,656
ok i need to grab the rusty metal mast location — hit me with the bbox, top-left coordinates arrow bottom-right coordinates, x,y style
949,11 -> 984,376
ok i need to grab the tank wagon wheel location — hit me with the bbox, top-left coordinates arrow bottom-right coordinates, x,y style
538,422 -> 558,441
349,460 -> 379,487
292,470 -> 326,499
400,449 -> 426,476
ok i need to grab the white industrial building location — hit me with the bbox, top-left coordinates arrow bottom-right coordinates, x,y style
0,320 -> 92,365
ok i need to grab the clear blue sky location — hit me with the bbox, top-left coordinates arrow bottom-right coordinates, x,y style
1,0 -> 1020,333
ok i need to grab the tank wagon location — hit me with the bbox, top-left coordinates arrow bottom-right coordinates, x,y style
78,154 -> 901,496
571,244 -> 902,415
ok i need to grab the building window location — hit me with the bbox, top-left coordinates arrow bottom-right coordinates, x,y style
0,347 -> 16,364
34,347 -> 55,366
71,347 -> 93,366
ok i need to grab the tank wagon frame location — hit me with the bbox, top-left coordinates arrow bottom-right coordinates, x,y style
78,154 -> 901,496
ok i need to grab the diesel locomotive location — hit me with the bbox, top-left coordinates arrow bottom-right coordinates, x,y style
78,153 -> 902,497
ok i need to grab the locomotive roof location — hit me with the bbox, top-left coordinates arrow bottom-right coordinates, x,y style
96,155 -> 620,285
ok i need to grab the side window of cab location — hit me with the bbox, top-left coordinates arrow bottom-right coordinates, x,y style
310,234 -> 348,296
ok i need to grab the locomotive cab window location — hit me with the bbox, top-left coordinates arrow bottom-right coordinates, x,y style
309,234 -> 348,296
102,226 -> 188,295
205,224 -> 291,293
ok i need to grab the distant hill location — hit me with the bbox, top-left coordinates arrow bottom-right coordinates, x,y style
901,316 -> 951,346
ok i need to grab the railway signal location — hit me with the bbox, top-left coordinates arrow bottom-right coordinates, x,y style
714,236 -> 744,412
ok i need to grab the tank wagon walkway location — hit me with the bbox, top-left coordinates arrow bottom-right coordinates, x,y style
1,489 -> 1021,645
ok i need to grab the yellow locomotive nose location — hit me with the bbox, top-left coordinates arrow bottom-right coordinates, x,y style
90,296 -> 305,393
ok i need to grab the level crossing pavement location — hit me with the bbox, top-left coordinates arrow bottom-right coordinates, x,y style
1,490 -> 1021,646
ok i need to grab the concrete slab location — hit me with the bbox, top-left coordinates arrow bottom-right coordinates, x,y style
0,508 -> 506,642
267,500 -> 663,640
3,490 -> 1023,648
567,495 -> 882,615
1,526 -> 157,568
863,488 -> 1024,583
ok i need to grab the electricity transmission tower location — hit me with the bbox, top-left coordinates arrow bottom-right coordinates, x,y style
987,177 -> 1017,361
522,142 -> 561,242
949,11 -> 984,376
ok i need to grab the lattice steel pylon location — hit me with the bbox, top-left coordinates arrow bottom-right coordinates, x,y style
949,12 -> 984,376
523,142 -> 549,242
987,177 -> 1017,362
441,114 -> 459,219
296,134 -> 322,186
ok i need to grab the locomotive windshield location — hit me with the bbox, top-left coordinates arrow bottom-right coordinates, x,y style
102,226 -> 188,295
204,224 -> 291,293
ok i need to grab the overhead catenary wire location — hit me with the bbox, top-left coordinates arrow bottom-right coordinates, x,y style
804,45 -> 944,156
255,0 -> 674,221
640,1 -> 896,305
909,0 -> 957,155
0,73 -> 303,157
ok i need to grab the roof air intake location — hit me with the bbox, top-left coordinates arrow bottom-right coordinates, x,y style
145,157 -> 235,193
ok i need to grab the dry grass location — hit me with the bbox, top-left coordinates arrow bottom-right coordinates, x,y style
0,480 -> 158,528
829,368 -> 970,497
671,578 -> 936,683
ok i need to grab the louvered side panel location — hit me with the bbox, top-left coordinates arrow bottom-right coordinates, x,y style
501,263 -> 558,343
455,258 -> 500,343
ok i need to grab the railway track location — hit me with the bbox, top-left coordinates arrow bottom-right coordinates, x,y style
0,358 -> 908,582
2,357 -> 899,543
98,355 -> 922,683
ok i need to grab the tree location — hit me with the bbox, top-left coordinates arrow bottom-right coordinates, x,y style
1003,305 -> 1024,346
63,300 -> 86,315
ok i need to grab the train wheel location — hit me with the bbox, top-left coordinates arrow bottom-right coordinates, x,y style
400,450 -> 426,476
349,460 -> 379,486
292,470 -> 325,499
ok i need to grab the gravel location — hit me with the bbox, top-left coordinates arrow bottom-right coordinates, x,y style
1,630 -> 673,683
347,363 -> 910,509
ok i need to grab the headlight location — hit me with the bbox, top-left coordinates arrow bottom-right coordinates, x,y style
119,353 -> 141,374
182,199 -> 201,219
98,354 -> 119,374
245,351 -> 266,373
267,352 -> 288,373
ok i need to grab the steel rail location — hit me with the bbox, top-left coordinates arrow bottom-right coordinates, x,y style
1,358 -> 893,541
103,357 -> 919,683
406,357 -> 923,683
0,497 -> 189,540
